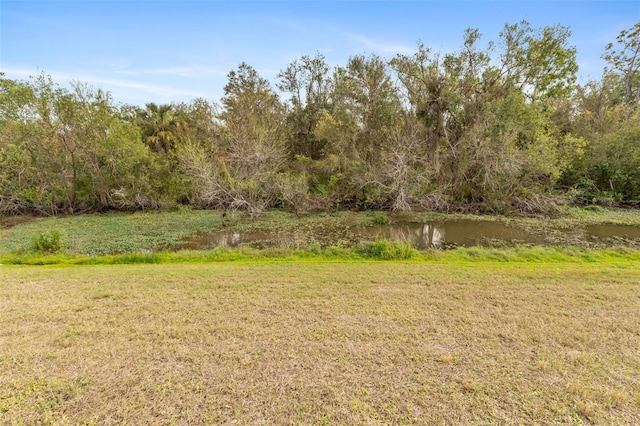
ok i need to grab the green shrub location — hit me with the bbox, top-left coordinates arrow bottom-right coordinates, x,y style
357,240 -> 416,260
111,252 -> 161,264
31,230 -> 63,254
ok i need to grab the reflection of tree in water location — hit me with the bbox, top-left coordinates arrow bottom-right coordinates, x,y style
204,232 -> 241,248
422,224 -> 444,249
229,233 -> 241,246
385,223 -> 444,249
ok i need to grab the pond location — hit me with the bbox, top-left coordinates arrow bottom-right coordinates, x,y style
179,231 -> 273,250
585,224 -> 640,240
358,220 -> 546,249
178,219 -> 548,250
176,218 -> 640,251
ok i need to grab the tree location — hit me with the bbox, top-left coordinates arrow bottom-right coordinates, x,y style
559,24 -> 640,206
177,98 -> 218,149
277,53 -> 332,160
603,21 -> 640,108
562,70 -> 640,205
495,21 -> 578,102
136,103 -> 185,155
391,42 -> 451,176
71,83 -> 158,210
312,54 -> 404,208
0,73 -> 158,214
182,63 -> 287,214
0,75 -> 40,213
373,112 -> 435,211
132,102 -> 193,204
391,22 -> 579,212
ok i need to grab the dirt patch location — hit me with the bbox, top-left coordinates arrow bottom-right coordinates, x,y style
0,215 -> 38,229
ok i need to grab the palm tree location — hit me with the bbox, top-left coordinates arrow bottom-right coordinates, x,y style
138,103 -> 184,155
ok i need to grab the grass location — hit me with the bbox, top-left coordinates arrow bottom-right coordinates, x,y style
1,245 -> 639,266
1,261 -> 639,425
0,208 -> 226,256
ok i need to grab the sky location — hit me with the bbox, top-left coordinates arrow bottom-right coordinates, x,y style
1,1 -> 638,106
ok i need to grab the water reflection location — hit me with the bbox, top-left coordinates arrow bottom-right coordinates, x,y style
358,223 -> 445,249
359,220 -> 541,249
424,224 -> 444,248
177,219 -> 545,251
179,231 -> 272,250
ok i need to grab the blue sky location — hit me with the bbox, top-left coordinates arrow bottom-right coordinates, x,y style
1,1 -> 638,106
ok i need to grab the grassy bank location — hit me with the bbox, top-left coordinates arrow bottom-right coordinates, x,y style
1,245 -> 640,266
1,262 -> 639,425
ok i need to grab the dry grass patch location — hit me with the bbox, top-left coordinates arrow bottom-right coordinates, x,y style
1,262 -> 639,425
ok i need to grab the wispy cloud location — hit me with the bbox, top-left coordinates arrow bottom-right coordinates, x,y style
2,67 -> 205,100
115,66 -> 226,79
349,34 -> 415,56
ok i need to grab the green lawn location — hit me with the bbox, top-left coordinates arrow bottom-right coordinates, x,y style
1,261 -> 639,425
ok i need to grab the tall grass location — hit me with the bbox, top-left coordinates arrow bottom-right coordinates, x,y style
357,240 -> 417,260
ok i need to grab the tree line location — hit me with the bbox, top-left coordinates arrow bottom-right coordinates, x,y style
1,21 -> 639,216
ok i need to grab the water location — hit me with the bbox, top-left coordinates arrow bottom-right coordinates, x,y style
176,219 -> 640,251
357,220 -> 543,249
179,231 -> 273,250
177,220 -> 546,250
585,224 -> 640,241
